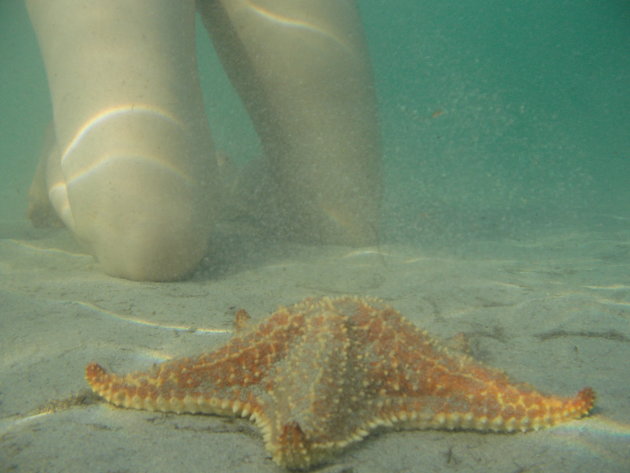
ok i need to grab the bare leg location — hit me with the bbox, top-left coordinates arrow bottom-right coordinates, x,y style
198,0 -> 381,245
26,0 -> 218,280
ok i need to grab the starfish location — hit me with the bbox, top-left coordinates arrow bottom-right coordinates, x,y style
86,296 -> 595,470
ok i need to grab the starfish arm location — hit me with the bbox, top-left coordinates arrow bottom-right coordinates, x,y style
261,311 -> 367,469
85,362 -> 263,418
349,298 -> 596,434
394,349 -> 597,432
390,384 -> 596,433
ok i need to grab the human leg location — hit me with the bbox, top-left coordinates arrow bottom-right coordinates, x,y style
198,0 -> 381,245
26,0 -> 218,280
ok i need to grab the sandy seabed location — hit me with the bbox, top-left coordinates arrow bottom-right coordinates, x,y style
1,217 -> 628,473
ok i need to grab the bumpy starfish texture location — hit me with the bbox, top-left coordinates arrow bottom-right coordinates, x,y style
86,296 -> 595,470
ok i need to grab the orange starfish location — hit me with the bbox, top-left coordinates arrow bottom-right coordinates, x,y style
86,296 -> 595,470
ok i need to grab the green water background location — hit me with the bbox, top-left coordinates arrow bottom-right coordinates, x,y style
1,0 -> 628,245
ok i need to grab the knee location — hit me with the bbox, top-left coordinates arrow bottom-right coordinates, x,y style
90,215 -> 209,281
68,187 -> 211,281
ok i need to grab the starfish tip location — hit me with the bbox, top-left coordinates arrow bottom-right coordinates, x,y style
577,387 -> 596,414
85,362 -> 107,382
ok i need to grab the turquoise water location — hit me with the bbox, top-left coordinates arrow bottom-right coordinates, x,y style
1,1 -> 627,236
363,0 -> 629,243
